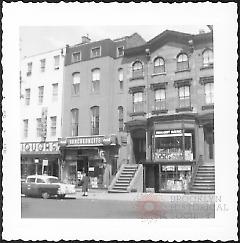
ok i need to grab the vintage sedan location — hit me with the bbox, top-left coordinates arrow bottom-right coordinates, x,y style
21,175 -> 76,199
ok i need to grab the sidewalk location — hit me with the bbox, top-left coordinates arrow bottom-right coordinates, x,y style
70,189 -> 216,203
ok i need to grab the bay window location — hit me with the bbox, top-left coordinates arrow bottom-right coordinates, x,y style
133,92 -> 144,113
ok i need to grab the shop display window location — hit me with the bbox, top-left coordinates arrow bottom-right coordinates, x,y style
160,165 -> 192,192
154,129 -> 194,161
88,160 -> 104,188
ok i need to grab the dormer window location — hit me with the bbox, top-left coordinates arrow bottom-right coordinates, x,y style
91,47 -> 101,58
72,52 -> 81,63
117,46 -> 124,57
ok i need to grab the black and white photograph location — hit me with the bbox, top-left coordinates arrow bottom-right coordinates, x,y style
2,2 -> 238,241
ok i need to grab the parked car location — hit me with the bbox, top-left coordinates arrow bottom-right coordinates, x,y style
21,175 -> 76,199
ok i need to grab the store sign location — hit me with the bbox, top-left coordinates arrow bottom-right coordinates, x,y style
162,165 -> 175,171
42,160 -> 48,166
21,141 -> 59,153
34,159 -> 39,164
178,165 -> 191,171
67,135 -> 117,147
156,130 -> 182,135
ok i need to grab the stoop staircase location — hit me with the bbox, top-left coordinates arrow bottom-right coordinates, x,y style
108,164 -> 139,193
190,163 -> 215,194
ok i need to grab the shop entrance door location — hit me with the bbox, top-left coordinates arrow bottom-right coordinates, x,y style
144,164 -> 159,192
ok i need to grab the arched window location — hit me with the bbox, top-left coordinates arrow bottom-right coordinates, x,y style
118,106 -> 124,132
90,106 -> 99,135
118,68 -> 124,91
71,108 -> 79,136
72,72 -> 80,95
202,49 -> 213,67
91,68 -> 100,92
132,61 -> 143,78
177,53 -> 189,71
154,57 -> 165,73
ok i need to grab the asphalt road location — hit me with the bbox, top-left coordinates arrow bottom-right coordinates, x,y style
21,196 -> 215,219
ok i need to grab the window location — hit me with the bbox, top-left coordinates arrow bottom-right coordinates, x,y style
133,92 -> 144,113
38,86 -> 44,104
72,52 -> 81,63
154,89 -> 166,110
118,106 -> 124,132
177,53 -> 189,71
154,57 -> 165,73
91,47 -> 101,58
36,178 -> 45,183
27,177 -> 36,183
202,49 -> 213,67
71,108 -> 79,136
54,55 -> 60,69
132,61 -> 143,78
25,89 -> 30,105
178,86 -> 190,108
52,83 -> 58,101
117,46 -> 124,57
23,119 -> 28,138
72,72 -> 80,95
204,82 -> 214,104
91,68 -> 100,92
36,118 -> 42,137
50,116 -> 57,136
91,106 -> 99,135
118,68 -> 124,91
27,62 -> 32,76
40,59 -> 46,72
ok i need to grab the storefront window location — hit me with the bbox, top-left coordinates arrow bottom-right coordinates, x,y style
88,160 -> 104,188
160,165 -> 192,192
154,129 -> 194,161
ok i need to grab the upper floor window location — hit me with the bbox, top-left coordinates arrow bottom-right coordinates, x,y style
118,68 -> 124,91
133,92 -> 144,113
38,86 -> 44,105
50,116 -> 57,136
27,62 -> 32,76
118,106 -> 124,132
71,108 -> 79,136
132,61 -> 143,78
178,86 -> 190,108
91,47 -> 101,58
153,57 -> 165,74
23,119 -> 28,138
177,53 -> 189,71
117,46 -> 124,57
52,83 -> 58,101
54,55 -> 60,69
91,68 -> 100,92
91,106 -> 99,135
72,52 -> 81,63
72,72 -> 80,95
40,59 -> 46,72
25,89 -> 30,105
154,88 -> 166,111
204,82 -> 214,104
36,118 -> 42,137
202,49 -> 213,67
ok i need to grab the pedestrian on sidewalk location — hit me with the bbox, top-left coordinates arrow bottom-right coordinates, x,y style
82,172 -> 89,197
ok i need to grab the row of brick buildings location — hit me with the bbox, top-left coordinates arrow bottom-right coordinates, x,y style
20,29 -> 214,193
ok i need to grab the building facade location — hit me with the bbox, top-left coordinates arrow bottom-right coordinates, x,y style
60,34 -> 146,188
123,30 -> 214,192
20,48 -> 66,179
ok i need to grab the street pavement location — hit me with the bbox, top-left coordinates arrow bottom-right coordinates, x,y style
21,190 -> 215,218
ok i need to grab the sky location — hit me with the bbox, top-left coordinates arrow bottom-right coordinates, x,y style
20,25 -> 211,58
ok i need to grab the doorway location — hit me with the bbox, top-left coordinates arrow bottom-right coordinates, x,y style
132,128 -> 146,163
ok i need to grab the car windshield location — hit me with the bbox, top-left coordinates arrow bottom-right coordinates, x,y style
46,178 -> 60,184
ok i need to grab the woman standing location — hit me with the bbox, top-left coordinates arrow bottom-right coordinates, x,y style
82,172 -> 89,196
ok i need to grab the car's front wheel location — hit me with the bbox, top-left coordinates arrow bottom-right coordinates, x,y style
41,192 -> 50,199
57,194 -> 65,199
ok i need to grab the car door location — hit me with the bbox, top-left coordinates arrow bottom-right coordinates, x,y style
35,178 -> 47,196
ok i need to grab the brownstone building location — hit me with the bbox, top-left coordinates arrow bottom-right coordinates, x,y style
121,30 -> 214,193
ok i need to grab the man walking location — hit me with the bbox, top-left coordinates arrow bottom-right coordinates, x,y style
82,172 -> 89,196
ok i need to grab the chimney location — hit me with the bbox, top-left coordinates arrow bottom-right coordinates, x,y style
82,35 -> 91,44
199,29 -> 205,34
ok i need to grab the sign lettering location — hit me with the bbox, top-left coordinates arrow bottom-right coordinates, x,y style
21,141 -> 59,153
